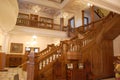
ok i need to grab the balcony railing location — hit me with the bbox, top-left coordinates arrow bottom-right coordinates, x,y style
16,18 -> 67,31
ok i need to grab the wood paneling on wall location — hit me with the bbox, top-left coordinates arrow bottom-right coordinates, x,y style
82,39 -> 114,79
6,54 -> 24,67
0,52 -> 6,70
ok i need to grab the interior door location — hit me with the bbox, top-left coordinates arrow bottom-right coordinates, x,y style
68,17 -> 75,32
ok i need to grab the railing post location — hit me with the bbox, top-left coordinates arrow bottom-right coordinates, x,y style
90,5 -> 95,29
82,10 -> 85,31
62,41 -> 69,63
67,24 -> 71,37
27,51 -> 35,80
0,52 -> 7,71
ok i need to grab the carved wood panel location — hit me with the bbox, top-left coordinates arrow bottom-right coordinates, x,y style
6,54 -> 24,67
82,39 -> 114,79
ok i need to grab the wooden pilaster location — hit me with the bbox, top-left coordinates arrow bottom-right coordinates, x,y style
0,52 -> 7,71
90,5 -> 94,22
60,18 -> 64,31
82,10 -> 85,31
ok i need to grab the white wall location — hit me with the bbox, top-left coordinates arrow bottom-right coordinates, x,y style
113,35 -> 120,56
7,25 -> 68,54
0,0 -> 18,32
75,12 -> 82,27
0,29 -> 3,45
8,34 -> 63,54
53,12 -> 82,27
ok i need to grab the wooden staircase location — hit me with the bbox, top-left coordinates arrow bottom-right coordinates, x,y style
26,12 -> 120,80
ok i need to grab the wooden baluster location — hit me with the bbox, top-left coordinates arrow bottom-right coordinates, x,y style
45,59 -> 47,66
43,60 -> 45,67
51,56 -> 53,62
52,55 -> 54,62
46,58 -> 49,64
53,54 -> 55,60
45,59 -> 47,65
83,40 -> 85,47
39,62 -> 42,70
50,56 -> 52,62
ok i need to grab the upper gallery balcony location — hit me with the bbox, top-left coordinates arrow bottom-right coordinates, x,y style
16,13 -> 67,31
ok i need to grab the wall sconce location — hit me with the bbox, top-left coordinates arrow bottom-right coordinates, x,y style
32,5 -> 41,13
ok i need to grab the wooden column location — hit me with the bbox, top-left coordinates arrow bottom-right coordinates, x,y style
27,51 -> 35,80
90,6 -> 94,22
90,5 -> 95,30
82,10 -> 85,31
60,17 -> 64,31
0,52 -> 7,71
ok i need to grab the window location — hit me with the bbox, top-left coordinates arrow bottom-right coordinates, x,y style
69,17 -> 75,28
25,47 -> 40,53
84,17 -> 89,25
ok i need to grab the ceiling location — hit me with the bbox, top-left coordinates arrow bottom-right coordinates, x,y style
83,0 -> 120,14
18,0 -> 120,18
63,0 -> 88,13
18,1 -> 59,16
18,0 -> 88,17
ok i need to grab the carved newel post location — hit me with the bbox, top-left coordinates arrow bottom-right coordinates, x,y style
62,41 -> 68,63
0,52 -> 7,71
27,51 -> 35,80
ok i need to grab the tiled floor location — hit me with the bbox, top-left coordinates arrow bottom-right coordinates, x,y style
0,68 -> 115,80
102,78 -> 115,80
0,68 -> 27,80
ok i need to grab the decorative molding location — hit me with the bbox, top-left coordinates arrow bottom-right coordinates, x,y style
10,26 -> 68,38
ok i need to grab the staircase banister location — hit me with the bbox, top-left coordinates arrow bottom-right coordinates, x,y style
36,44 -> 56,56
36,46 -> 61,62
75,12 -> 113,33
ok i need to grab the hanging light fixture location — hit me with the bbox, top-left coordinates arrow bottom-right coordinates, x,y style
32,5 -> 41,13
87,3 -> 93,7
26,35 -> 37,47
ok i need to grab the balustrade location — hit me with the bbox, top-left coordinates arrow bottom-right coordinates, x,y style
16,16 -> 67,31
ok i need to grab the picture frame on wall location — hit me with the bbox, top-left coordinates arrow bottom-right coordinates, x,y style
10,43 -> 23,53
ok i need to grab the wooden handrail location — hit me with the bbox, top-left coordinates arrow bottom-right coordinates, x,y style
73,12 -> 113,35
37,46 -> 61,62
